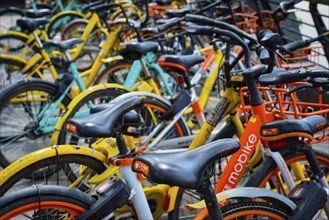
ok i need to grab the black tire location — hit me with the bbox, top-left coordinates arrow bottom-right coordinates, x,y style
0,79 -> 71,167
0,153 -> 107,196
0,185 -> 95,219
221,201 -> 290,219
244,149 -> 329,191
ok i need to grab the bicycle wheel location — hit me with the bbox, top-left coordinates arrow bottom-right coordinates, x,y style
244,149 -> 329,193
61,19 -> 103,72
0,185 -> 94,219
0,79 -> 71,167
221,201 -> 290,219
0,152 -> 107,196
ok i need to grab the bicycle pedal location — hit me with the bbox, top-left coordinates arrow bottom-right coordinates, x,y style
76,176 -> 130,220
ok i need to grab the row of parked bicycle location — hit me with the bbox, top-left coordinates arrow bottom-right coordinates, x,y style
0,0 -> 328,219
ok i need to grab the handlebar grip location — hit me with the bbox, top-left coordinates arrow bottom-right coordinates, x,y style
282,39 -> 310,52
258,71 -> 301,85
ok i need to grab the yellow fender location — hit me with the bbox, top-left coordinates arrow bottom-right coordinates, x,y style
0,145 -> 106,186
51,83 -> 131,145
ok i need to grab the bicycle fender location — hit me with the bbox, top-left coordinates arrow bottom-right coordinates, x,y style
50,83 -> 131,145
0,145 -> 106,186
184,187 -> 297,212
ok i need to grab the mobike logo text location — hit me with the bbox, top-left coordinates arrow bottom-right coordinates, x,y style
223,134 -> 258,191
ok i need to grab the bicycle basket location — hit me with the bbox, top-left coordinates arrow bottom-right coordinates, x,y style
234,13 -> 258,34
277,45 -> 323,70
239,84 -> 329,142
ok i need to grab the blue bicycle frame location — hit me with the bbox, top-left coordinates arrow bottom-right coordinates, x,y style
123,52 -> 174,97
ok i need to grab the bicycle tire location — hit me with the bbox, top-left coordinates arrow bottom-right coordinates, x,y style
221,201 -> 290,219
0,185 -> 94,219
0,79 -> 71,167
244,149 -> 329,191
0,153 -> 107,196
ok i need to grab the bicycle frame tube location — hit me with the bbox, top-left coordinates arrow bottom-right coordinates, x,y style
123,60 -> 142,88
82,25 -> 123,88
120,166 -> 153,219
184,48 -> 224,115
149,62 -> 174,96
37,80 -> 75,134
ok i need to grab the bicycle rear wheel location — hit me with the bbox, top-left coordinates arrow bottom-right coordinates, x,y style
0,185 -> 94,219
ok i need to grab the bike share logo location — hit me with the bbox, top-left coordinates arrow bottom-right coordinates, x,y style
223,134 -> 257,191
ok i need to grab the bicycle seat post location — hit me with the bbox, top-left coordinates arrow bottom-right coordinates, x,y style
303,144 -> 329,216
197,174 -> 223,219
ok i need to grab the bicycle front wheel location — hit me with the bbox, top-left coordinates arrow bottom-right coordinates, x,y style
0,80 -> 71,167
221,201 -> 289,219
0,185 -> 94,219
244,149 -> 329,193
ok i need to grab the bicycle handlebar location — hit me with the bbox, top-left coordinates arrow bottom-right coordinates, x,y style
258,70 -> 329,85
187,25 -> 252,68
282,32 -> 329,52
184,14 -> 258,46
